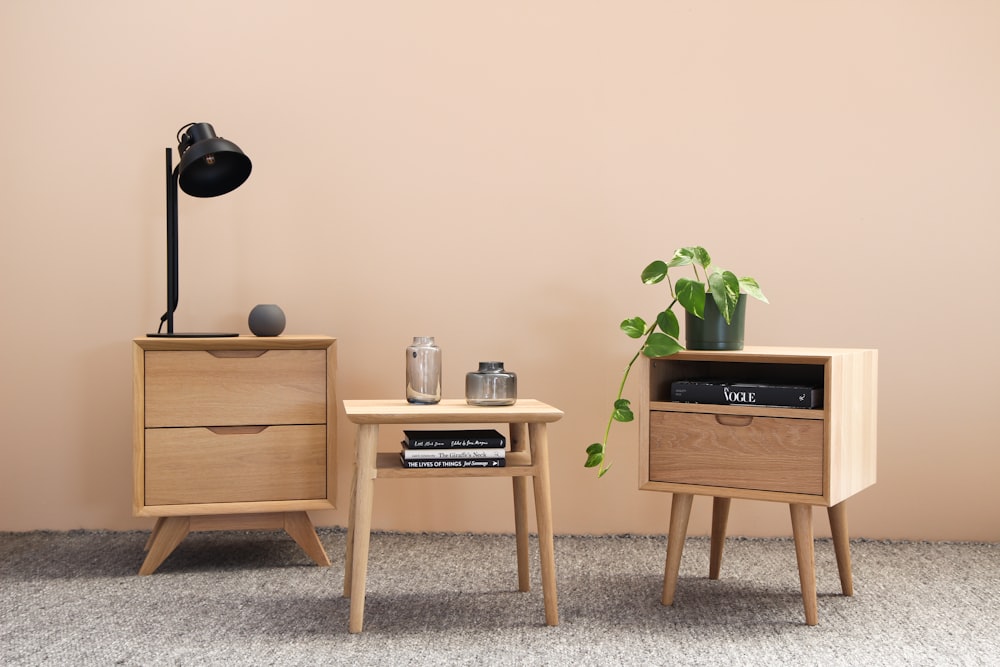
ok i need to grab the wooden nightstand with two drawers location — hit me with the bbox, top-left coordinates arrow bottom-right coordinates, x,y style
132,335 -> 336,575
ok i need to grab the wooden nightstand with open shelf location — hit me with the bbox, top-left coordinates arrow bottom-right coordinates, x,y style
638,346 -> 877,625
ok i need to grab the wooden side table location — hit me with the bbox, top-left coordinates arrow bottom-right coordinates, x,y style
341,398 -> 564,633
638,347 -> 877,625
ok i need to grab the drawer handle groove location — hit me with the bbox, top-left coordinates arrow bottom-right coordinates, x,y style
207,350 -> 268,359
714,415 -> 753,427
206,426 -> 269,435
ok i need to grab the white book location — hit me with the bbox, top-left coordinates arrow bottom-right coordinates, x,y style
400,444 -> 507,460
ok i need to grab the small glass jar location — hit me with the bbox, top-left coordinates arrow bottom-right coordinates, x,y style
466,361 -> 517,406
406,337 -> 441,404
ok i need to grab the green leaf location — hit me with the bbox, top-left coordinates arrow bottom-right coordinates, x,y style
708,270 -> 740,324
675,277 -> 705,318
641,260 -> 668,285
643,332 -> 684,357
585,450 -> 604,468
689,246 -> 711,269
666,247 -> 697,268
598,464 -> 612,477
612,398 -> 634,422
656,309 -> 680,338
620,317 -> 647,338
739,277 -> 768,303
586,442 -> 604,455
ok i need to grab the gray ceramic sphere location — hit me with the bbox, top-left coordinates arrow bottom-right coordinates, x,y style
248,304 -> 286,337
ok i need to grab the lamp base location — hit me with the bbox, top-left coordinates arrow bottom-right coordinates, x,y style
147,332 -> 240,338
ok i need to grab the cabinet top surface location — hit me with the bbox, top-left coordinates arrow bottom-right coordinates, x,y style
655,345 -> 877,361
134,335 -> 335,351
342,398 -> 563,424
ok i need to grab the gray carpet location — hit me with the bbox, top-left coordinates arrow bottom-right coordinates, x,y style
1,528 -> 997,665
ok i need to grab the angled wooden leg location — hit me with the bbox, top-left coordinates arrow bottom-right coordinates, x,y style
284,512 -> 331,567
662,493 -> 693,606
139,516 -> 191,575
709,496 -> 731,580
828,501 -> 854,596
144,517 -> 166,552
509,422 -> 531,592
348,424 -> 379,633
529,422 -> 559,626
790,503 -> 818,626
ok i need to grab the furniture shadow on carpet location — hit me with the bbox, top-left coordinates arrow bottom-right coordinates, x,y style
148,533 -> 330,575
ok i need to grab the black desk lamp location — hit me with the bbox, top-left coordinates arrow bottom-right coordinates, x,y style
149,122 -> 252,337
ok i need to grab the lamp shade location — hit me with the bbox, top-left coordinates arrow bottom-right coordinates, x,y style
176,122 -> 252,198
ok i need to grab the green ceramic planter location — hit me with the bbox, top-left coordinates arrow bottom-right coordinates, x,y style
685,293 -> 747,350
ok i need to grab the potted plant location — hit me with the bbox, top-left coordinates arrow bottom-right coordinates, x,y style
585,246 -> 768,477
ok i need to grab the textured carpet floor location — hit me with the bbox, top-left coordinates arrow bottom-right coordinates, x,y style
1,529 -> 997,665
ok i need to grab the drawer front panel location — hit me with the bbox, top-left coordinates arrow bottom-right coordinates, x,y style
649,411 -> 824,495
145,350 -> 326,427
145,425 -> 327,505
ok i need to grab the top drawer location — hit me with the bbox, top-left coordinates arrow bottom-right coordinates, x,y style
648,410 -> 824,495
144,349 -> 326,427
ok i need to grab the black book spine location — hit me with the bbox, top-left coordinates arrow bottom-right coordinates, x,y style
399,456 -> 507,469
403,429 -> 507,449
670,381 -> 822,409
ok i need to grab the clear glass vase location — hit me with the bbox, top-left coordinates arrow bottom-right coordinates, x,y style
406,336 -> 441,404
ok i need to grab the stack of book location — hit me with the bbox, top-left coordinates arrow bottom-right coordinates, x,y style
399,428 -> 507,469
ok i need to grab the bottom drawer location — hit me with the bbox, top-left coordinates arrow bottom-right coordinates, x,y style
649,411 -> 823,495
145,425 -> 326,505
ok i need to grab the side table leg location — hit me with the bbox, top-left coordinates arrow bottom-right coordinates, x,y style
662,493 -> 693,605
709,497 -> 731,580
828,501 -> 854,596
510,422 -> 531,592
790,503 -> 819,626
529,422 -> 559,625
347,424 -> 379,633
343,447 -> 359,597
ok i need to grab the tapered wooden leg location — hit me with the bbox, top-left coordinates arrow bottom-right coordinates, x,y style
529,422 -> 559,625
510,422 -> 531,592
828,501 -> 854,596
343,446 -> 359,597
662,493 -> 693,605
284,512 -> 331,567
790,503 -> 818,626
709,497 -> 731,580
139,516 -> 191,575
348,424 -> 379,633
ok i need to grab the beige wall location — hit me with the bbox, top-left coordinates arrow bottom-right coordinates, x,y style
2,1 -> 998,541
